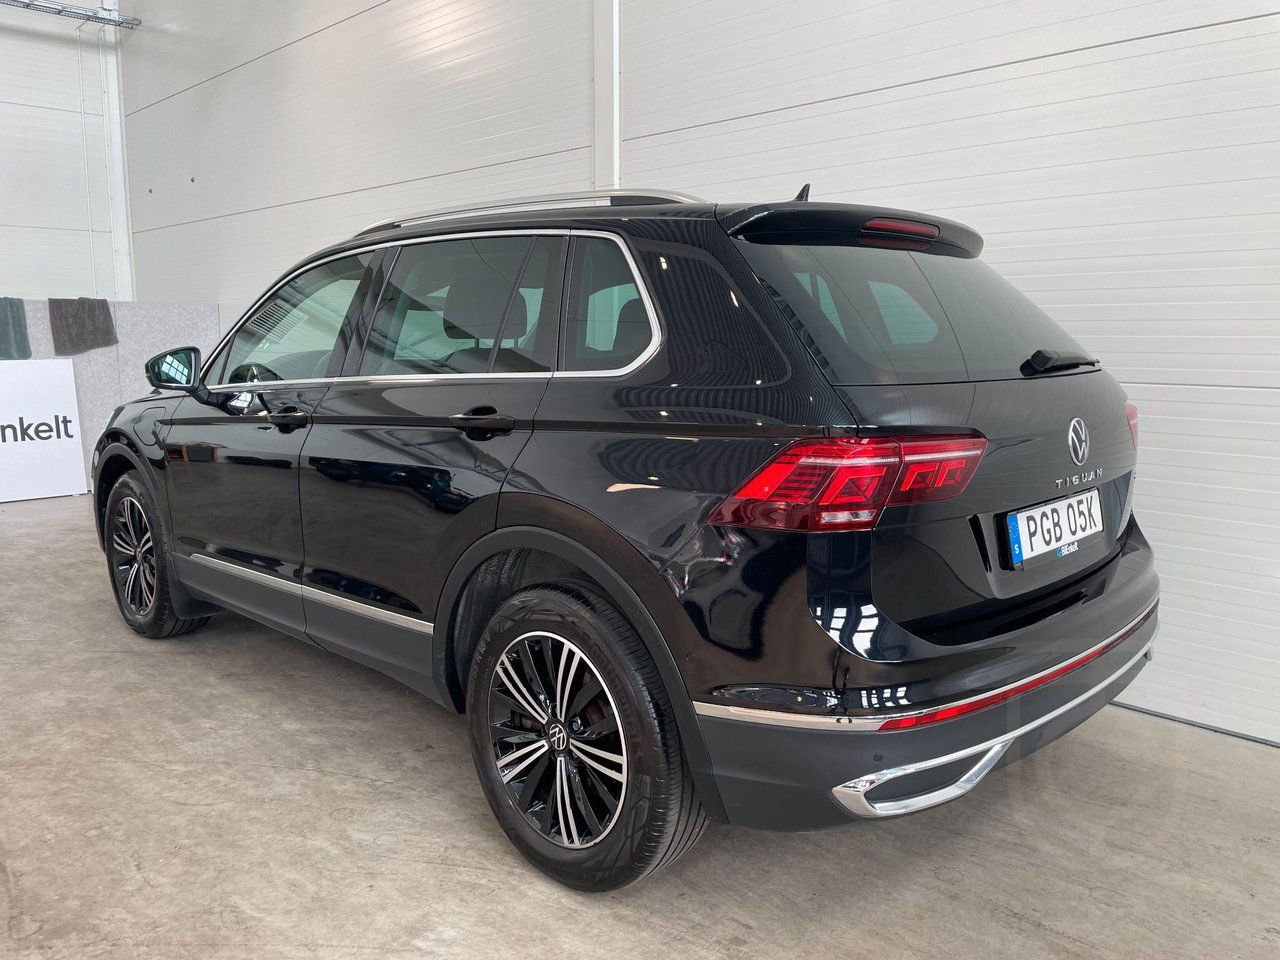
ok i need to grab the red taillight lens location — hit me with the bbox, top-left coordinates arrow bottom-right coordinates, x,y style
709,435 -> 987,533
1125,402 -> 1139,449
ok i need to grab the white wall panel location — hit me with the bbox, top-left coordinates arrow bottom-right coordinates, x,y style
623,0 -> 1280,742
0,6 -> 128,299
122,0 -> 595,326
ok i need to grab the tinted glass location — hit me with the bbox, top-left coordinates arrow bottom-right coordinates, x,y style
739,242 -> 1086,384
563,237 -> 652,371
219,253 -> 371,384
359,237 -> 534,376
492,236 -> 562,373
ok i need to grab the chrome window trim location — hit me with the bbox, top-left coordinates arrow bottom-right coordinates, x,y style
832,638 -> 1154,818
692,597 -> 1158,731
188,554 -> 433,633
201,228 -> 663,388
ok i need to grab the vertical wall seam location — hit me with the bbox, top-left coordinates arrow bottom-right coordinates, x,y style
591,0 -> 621,188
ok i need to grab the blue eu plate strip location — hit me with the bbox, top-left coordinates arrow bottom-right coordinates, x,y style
1006,513 -> 1023,565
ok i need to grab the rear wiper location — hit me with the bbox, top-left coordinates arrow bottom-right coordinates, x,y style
1022,349 -> 1099,376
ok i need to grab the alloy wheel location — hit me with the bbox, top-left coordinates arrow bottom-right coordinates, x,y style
488,630 -> 627,848
111,496 -> 157,616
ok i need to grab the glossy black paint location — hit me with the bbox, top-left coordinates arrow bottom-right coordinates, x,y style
92,197 -> 1158,830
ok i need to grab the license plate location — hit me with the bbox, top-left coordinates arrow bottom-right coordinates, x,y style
1006,488 -> 1103,564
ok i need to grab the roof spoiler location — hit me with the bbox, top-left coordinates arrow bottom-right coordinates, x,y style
717,202 -> 984,258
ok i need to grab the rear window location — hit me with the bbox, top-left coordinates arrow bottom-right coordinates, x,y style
737,242 -> 1086,384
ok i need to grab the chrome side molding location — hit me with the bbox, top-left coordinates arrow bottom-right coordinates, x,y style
187,553 -> 433,634
832,639 -> 1154,818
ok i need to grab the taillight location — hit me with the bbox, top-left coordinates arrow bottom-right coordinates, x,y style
709,435 -> 988,533
1125,402 -> 1139,449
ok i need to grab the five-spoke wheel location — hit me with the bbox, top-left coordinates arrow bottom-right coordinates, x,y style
490,630 -> 627,848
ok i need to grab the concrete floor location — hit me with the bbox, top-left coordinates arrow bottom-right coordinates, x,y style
1,495 -> 1277,960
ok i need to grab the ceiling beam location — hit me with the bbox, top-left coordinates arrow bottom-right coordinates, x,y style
0,0 -> 141,29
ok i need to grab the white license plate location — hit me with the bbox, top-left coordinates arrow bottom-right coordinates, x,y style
1006,488 -> 1103,564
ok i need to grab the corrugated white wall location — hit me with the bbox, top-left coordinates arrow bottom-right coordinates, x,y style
121,0 -> 597,328
0,6 -> 132,299
623,0 -> 1280,743
111,0 -> 1278,742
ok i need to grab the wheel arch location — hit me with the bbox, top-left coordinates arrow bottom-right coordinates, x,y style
94,434 -> 218,619
433,494 -> 726,821
93,435 -> 151,549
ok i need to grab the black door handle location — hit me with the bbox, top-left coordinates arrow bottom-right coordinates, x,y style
266,405 -> 310,431
448,407 -> 515,438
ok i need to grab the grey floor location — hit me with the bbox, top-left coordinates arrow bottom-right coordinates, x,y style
1,495 -> 1277,960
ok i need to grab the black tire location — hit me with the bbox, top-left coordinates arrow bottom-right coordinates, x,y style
466,583 -> 707,891
104,471 -> 210,639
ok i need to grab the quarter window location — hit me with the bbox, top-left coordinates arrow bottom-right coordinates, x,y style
217,253 -> 372,384
563,237 -> 653,372
358,236 -> 558,376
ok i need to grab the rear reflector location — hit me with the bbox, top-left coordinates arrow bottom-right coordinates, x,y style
709,435 -> 987,533
1125,402 -> 1139,449
877,603 -> 1157,731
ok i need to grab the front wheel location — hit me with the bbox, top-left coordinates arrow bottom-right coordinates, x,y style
104,472 -> 209,639
466,584 -> 706,891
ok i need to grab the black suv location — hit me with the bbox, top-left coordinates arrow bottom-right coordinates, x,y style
93,190 -> 1158,890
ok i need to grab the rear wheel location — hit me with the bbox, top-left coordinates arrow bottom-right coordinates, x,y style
466,583 -> 706,891
104,472 -> 209,639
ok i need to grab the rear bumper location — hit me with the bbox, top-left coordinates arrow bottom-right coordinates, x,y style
693,603 -> 1156,830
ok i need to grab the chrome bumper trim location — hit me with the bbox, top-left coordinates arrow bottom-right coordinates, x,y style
832,639 -> 1154,818
692,597 -> 1158,732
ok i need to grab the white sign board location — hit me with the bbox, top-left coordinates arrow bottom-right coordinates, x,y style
0,359 -> 87,502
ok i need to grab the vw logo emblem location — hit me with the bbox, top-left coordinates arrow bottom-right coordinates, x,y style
1068,418 -> 1090,466
547,722 -> 568,752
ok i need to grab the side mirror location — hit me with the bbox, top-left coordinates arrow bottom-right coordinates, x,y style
145,346 -> 211,402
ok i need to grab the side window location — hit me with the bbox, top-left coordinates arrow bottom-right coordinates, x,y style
492,236 -> 562,373
358,236 -> 537,376
218,253 -> 371,384
563,237 -> 653,372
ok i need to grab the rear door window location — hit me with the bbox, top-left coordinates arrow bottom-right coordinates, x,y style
358,236 -> 558,376
739,241 -> 1085,385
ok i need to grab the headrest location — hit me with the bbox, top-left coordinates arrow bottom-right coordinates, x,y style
443,280 -> 528,340
610,298 -> 651,359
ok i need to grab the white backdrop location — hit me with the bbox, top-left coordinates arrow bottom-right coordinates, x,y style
106,0 -> 1279,743
0,359 -> 87,502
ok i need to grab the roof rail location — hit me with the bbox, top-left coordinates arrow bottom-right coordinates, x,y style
352,188 -> 706,238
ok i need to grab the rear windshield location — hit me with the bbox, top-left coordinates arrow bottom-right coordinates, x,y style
737,241 -> 1086,384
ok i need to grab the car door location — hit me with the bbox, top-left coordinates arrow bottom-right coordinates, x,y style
164,250 -> 378,639
297,232 -> 565,695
